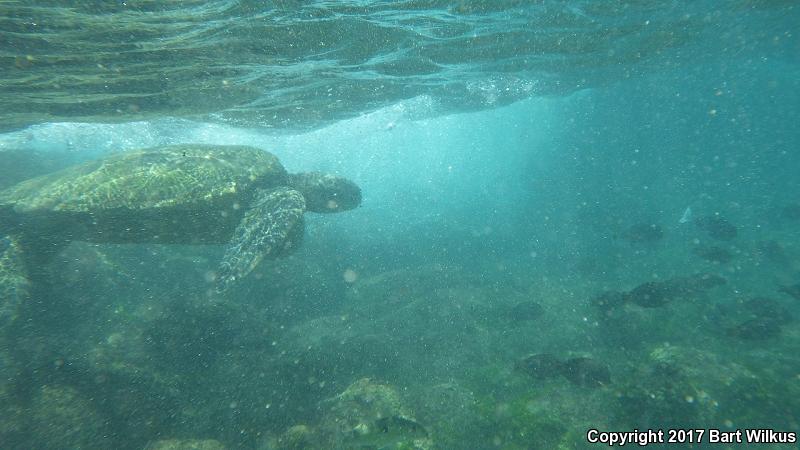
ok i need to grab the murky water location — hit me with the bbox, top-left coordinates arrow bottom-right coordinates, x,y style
1,2 -> 799,449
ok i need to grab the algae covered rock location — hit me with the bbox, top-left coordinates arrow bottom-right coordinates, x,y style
262,424 -> 318,450
0,347 -> 23,443
614,344 -> 752,429
0,235 -> 30,331
29,384 -> 108,450
412,382 -> 482,450
144,439 -> 227,450
319,378 -> 432,449
272,378 -> 433,450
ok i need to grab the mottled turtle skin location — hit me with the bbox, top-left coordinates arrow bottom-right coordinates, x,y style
0,144 -> 361,292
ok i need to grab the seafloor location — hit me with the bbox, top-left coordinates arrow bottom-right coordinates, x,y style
1,212 -> 798,449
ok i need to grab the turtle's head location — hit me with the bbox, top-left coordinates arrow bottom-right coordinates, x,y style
288,172 -> 362,213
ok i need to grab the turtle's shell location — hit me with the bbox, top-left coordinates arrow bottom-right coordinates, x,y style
1,144 -> 286,213
0,144 -> 288,244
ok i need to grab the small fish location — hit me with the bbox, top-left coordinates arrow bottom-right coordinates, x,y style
347,415 -> 428,449
515,353 -> 564,379
743,297 -> 793,325
625,281 -> 674,308
694,215 -> 737,241
755,240 -> 789,266
517,354 -> 611,388
726,317 -> 783,340
374,416 -> 427,437
679,206 -> 692,224
781,204 -> 800,221
623,273 -> 726,308
561,357 -> 611,388
681,273 -> 727,291
591,291 -> 627,310
507,301 -> 545,322
779,283 -> 800,301
692,245 -> 734,264
619,223 -> 664,243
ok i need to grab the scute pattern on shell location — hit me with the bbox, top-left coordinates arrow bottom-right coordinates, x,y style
0,144 -> 286,214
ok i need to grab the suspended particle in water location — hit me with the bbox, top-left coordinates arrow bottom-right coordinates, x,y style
343,269 -> 358,283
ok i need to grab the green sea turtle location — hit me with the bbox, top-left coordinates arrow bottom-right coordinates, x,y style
0,144 -> 361,293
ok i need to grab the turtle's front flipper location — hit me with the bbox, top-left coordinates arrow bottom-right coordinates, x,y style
216,187 -> 305,293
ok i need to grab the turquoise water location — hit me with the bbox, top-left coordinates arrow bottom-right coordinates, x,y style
1,2 -> 799,449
